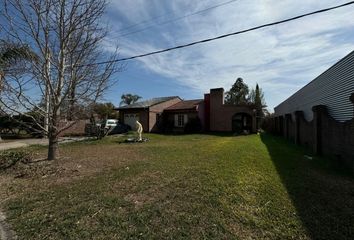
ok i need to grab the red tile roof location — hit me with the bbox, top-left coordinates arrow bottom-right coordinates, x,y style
165,99 -> 203,111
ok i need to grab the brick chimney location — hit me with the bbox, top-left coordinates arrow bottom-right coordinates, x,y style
210,88 -> 224,107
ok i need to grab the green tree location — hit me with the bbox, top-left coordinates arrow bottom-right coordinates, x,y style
249,83 -> 267,130
249,83 -> 267,117
0,41 -> 38,141
0,41 -> 38,87
120,94 -> 142,106
225,78 -> 250,104
93,102 -> 118,120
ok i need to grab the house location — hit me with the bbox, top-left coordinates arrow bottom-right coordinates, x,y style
163,99 -> 205,133
206,88 -> 256,133
117,88 -> 257,133
116,96 -> 181,132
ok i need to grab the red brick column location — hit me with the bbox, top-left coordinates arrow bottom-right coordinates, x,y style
294,111 -> 303,145
350,93 -> 354,175
279,115 -> 284,137
312,105 -> 327,155
275,116 -> 280,135
272,117 -> 276,134
285,114 -> 292,140
350,93 -> 354,107
350,93 -> 354,102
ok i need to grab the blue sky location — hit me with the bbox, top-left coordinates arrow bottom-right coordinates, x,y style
101,0 -> 354,111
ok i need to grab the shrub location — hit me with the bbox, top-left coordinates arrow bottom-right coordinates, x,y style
184,117 -> 202,133
0,150 -> 32,170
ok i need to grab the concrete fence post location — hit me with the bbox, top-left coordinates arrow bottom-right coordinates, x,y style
312,105 -> 327,155
294,111 -> 303,145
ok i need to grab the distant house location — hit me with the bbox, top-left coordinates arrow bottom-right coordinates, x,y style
116,88 -> 257,133
116,96 -> 181,132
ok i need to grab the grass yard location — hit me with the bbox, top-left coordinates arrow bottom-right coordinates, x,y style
0,133 -> 353,239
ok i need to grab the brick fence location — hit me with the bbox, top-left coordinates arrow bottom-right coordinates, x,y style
58,120 -> 88,137
266,94 -> 354,174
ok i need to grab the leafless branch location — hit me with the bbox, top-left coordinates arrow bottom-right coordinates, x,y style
0,0 -> 123,159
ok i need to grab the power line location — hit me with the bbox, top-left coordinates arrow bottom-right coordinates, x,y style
85,1 -> 354,66
112,0 -> 239,37
4,1 -> 354,72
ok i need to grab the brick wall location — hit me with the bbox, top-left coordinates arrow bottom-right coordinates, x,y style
209,88 -> 256,132
267,95 -> 354,174
58,120 -> 88,137
149,97 -> 181,132
319,107 -> 354,170
297,112 -> 314,149
163,111 -> 199,133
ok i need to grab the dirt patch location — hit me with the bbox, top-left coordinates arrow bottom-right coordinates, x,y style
0,141 -> 149,206
0,140 -> 150,238
0,210 -> 17,240
111,171 -> 165,208
1,142 -> 145,180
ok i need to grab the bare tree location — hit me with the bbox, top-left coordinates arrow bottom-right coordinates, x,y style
0,0 -> 123,159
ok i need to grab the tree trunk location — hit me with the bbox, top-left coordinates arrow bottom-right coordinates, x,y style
47,115 -> 59,160
47,135 -> 59,160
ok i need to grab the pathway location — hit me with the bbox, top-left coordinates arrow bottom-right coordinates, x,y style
0,137 -> 94,151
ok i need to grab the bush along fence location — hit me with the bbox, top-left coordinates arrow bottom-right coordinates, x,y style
266,94 -> 354,174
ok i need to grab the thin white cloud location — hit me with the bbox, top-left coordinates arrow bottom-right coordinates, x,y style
105,0 -> 354,110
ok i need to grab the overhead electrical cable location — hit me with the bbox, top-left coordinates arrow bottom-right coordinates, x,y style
4,0 -> 354,72
84,1 -> 354,66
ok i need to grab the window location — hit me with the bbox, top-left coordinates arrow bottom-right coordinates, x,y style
178,114 -> 184,127
175,114 -> 187,127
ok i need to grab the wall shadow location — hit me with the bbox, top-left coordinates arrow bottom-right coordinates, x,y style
260,133 -> 354,240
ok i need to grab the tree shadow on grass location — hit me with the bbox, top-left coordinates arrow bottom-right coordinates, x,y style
260,133 -> 354,240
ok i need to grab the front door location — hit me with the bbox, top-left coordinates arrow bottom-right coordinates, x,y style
232,114 -> 243,133
232,113 -> 252,133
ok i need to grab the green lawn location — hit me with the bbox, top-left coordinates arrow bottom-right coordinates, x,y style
1,134 -> 353,239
